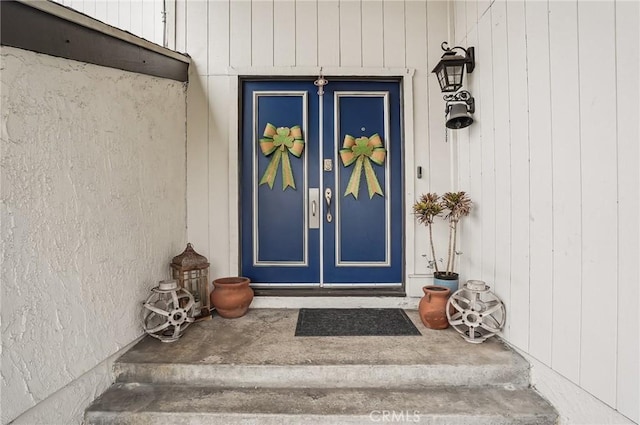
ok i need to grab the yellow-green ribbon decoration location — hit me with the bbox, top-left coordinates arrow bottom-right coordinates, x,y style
339,134 -> 386,199
259,123 -> 304,190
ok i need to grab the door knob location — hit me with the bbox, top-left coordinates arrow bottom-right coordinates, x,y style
325,188 -> 332,223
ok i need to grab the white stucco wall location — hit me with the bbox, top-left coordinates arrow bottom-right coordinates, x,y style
0,46 -> 187,424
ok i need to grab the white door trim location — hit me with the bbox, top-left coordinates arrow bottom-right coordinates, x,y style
227,68 -> 417,295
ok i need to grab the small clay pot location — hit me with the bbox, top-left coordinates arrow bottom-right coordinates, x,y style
210,277 -> 254,318
418,285 -> 451,330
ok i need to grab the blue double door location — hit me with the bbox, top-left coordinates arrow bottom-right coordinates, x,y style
241,79 -> 403,288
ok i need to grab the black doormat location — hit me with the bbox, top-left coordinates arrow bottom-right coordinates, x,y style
294,308 -> 421,337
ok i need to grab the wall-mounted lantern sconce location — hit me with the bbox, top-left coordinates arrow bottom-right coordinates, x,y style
445,90 -> 475,130
431,42 -> 475,93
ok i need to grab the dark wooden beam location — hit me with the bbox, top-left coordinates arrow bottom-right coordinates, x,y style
0,1 -> 189,82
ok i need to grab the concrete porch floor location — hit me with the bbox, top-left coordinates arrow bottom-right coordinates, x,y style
117,308 -> 528,386
86,309 -> 558,424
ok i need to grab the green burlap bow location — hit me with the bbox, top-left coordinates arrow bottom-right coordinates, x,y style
259,123 -> 304,190
339,134 -> 386,199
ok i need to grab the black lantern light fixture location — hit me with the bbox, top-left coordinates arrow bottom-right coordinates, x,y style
431,41 -> 476,130
431,41 -> 475,93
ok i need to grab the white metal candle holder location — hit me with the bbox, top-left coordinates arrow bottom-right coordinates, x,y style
142,279 -> 195,343
446,280 -> 506,343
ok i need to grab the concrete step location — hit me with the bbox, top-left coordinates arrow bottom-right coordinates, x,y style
86,309 -> 556,424
85,383 -> 558,425
114,309 -> 530,389
115,362 -> 528,389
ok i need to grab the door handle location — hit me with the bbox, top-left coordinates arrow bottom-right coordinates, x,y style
309,188 -> 320,229
325,188 -> 333,223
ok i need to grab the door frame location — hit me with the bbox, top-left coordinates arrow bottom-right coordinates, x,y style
228,67 -> 419,296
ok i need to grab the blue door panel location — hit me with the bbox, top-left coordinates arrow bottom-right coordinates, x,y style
322,81 -> 403,284
256,95 -> 306,262
336,96 -> 387,263
241,81 -> 319,284
241,79 -> 402,287
339,195 -> 387,262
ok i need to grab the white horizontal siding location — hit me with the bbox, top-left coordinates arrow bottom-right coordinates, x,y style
614,1 -> 639,419
454,0 -> 639,422
53,0 -> 165,46
177,0 -> 450,290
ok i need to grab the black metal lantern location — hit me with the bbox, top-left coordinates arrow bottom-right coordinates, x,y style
431,42 -> 475,93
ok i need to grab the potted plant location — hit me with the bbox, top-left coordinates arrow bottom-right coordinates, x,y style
413,191 -> 472,294
412,193 -> 444,273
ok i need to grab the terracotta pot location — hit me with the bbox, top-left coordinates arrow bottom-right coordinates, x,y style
418,285 -> 451,330
210,277 -> 254,318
